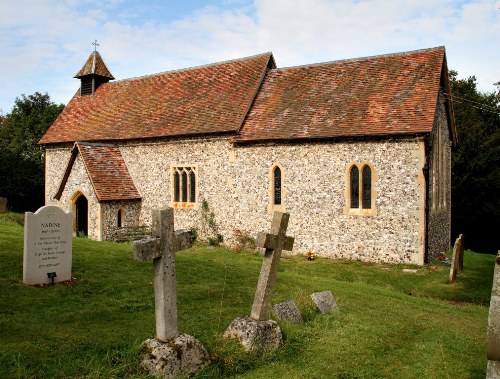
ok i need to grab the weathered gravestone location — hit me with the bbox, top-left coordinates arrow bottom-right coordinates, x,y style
23,205 -> 72,285
457,234 -> 465,272
0,197 -> 7,214
486,251 -> 500,378
133,208 -> 209,378
272,300 -> 303,324
449,234 -> 465,283
224,212 -> 294,352
311,291 -> 338,314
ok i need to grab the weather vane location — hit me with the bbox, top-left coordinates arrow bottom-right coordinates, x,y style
92,39 -> 99,52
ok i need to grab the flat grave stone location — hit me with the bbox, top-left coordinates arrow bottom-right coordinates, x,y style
23,205 -> 72,285
272,300 -> 303,324
311,291 -> 338,314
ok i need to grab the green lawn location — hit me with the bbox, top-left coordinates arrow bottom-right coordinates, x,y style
0,212 -> 495,378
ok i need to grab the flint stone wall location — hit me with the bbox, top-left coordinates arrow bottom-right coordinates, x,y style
46,134 -> 430,264
427,92 -> 452,262
46,149 -> 101,239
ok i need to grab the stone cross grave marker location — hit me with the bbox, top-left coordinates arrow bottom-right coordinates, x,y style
23,205 -> 72,285
486,251 -> 500,378
224,212 -> 294,352
133,208 -> 209,377
133,208 -> 192,341
251,211 -> 294,321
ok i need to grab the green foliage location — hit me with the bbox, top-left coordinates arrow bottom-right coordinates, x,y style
0,92 -> 64,212
233,228 -> 257,252
449,71 -> 500,253
200,199 -> 223,246
0,213 -> 493,378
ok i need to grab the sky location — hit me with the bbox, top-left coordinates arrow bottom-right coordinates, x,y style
0,0 -> 499,113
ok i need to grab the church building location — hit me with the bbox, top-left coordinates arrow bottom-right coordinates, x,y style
39,46 -> 456,265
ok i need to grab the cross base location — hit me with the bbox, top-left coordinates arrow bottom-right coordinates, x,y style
223,316 -> 283,352
141,334 -> 210,378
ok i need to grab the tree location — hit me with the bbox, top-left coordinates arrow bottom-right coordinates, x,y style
450,72 -> 500,253
0,92 -> 64,212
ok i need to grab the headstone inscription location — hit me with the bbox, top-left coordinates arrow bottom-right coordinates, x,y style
311,291 -> 338,314
23,205 -> 72,285
133,208 -> 209,377
486,251 -> 500,378
224,212 -> 294,352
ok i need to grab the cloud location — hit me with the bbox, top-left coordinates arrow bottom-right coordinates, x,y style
0,0 -> 498,113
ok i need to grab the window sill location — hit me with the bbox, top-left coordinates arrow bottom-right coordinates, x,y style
171,202 -> 198,210
343,207 -> 377,217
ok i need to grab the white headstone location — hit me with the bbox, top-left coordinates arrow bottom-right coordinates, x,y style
23,205 -> 72,285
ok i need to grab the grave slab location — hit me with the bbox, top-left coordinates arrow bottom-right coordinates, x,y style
272,300 -> 303,324
23,205 -> 72,285
311,291 -> 338,314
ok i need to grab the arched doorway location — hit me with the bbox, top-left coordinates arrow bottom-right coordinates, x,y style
75,194 -> 88,236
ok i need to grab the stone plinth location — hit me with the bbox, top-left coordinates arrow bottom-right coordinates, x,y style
223,316 -> 283,352
141,335 -> 210,378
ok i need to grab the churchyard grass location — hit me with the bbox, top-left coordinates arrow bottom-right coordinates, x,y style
0,213 -> 494,378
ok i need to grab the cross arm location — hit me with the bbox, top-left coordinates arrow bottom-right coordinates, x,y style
133,229 -> 194,262
256,231 -> 294,251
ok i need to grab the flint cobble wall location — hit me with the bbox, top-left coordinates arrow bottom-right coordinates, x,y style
427,92 -> 452,261
45,135 -> 433,264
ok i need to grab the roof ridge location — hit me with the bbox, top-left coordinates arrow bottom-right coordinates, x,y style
111,51 -> 274,84
270,46 -> 445,72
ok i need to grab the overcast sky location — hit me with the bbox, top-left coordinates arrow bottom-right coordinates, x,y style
0,0 -> 498,113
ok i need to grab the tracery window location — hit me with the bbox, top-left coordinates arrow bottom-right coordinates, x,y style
171,166 -> 197,208
345,162 -> 377,216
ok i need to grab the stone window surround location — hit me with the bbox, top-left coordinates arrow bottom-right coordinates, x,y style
343,161 -> 378,216
268,162 -> 286,213
170,164 -> 199,210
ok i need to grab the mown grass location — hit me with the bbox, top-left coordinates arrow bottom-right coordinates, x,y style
0,212 -> 495,378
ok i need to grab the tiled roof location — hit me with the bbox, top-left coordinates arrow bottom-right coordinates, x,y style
236,47 -> 447,142
55,142 -> 141,202
74,51 -> 115,79
39,52 -> 274,144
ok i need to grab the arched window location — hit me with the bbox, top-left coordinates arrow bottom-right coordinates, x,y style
174,171 -> 180,202
350,165 -> 359,208
117,208 -> 125,228
274,166 -> 282,205
171,166 -> 198,209
362,165 -> 371,209
268,163 -> 285,213
345,162 -> 377,216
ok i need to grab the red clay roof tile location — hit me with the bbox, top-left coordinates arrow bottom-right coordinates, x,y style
40,52 -> 274,144
236,47 -> 446,142
55,142 -> 141,201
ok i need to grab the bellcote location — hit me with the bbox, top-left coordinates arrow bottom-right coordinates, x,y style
74,50 -> 114,96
